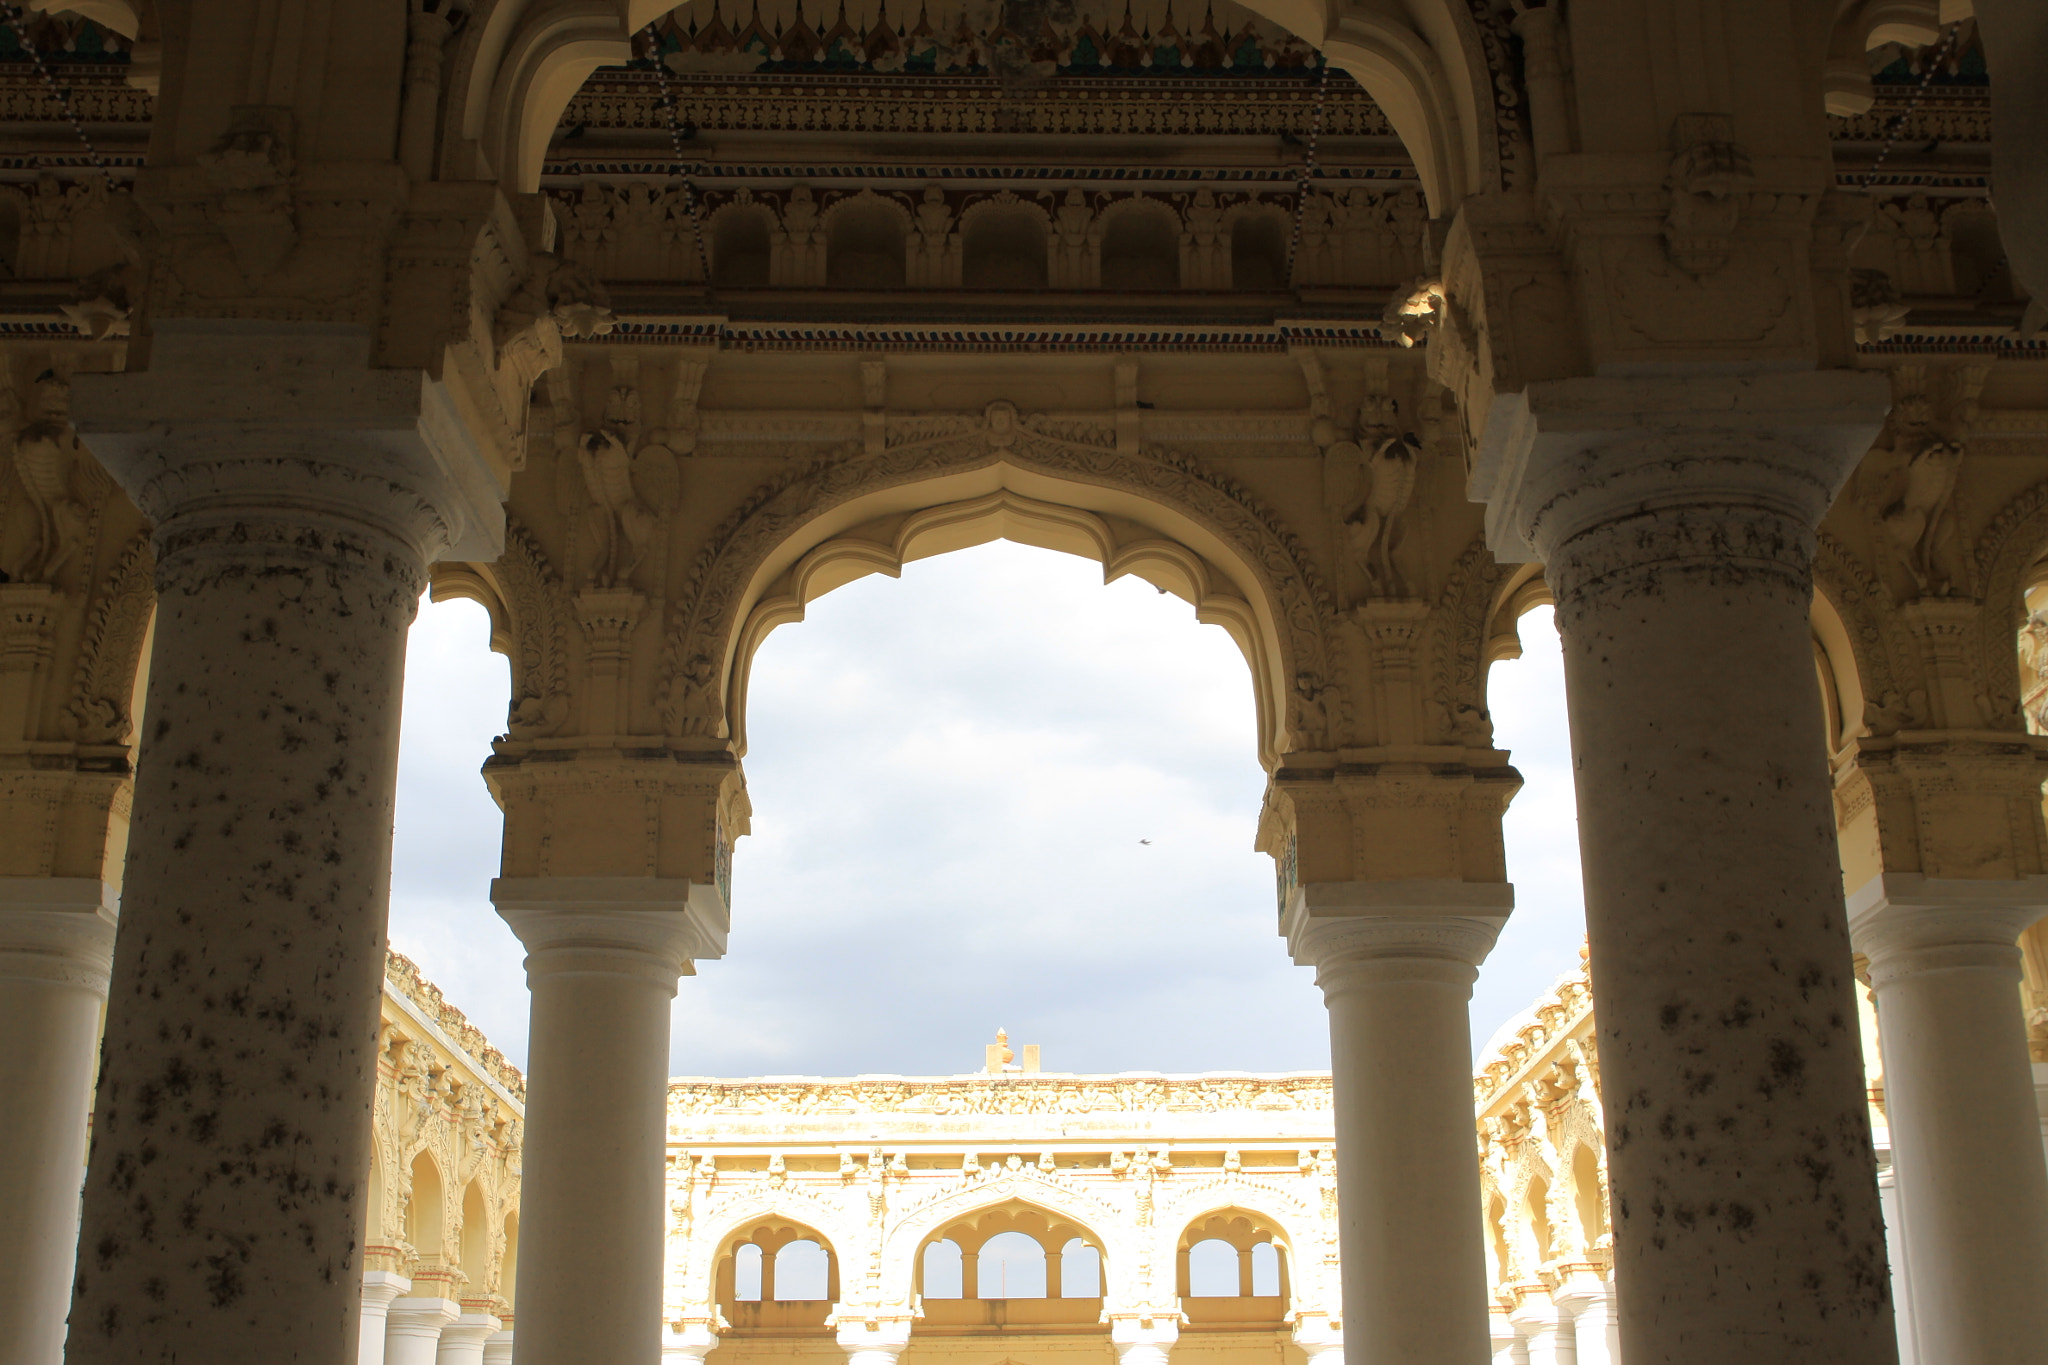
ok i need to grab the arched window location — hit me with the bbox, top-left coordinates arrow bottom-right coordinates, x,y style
459,1180 -> 490,1287
1186,1237 -> 1239,1296
977,1229 -> 1047,1298
734,1241 -> 764,1301
713,208 -> 773,287
1249,1241 -> 1280,1296
1573,1144 -> 1604,1250
774,1238 -> 831,1300
828,199 -> 907,288
1100,207 -> 1180,290
963,203 -> 1049,289
1230,211 -> 1289,290
407,1152 -> 443,1262
1526,1175 -> 1556,1265
922,1237 -> 964,1297
1059,1237 -> 1101,1297
501,1213 -> 520,1309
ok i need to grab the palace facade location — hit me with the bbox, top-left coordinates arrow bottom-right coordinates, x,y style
6,3 -> 2048,1365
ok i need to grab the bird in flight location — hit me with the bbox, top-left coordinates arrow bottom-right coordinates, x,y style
1139,839 -> 1153,845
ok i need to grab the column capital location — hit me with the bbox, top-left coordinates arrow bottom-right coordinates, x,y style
1847,873 -> 2048,980
0,877 -> 117,992
1287,1312 -> 1343,1361
73,319 -> 508,568
1282,879 -> 1510,974
1473,369 -> 1891,574
494,876 -> 728,990
385,1296 -> 463,1331
360,1270 -> 413,1308
831,1313 -> 916,1355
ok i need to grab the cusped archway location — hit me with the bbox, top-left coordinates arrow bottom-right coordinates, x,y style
665,421 -> 1341,770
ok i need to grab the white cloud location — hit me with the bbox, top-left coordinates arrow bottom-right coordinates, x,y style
387,545 -> 1587,1077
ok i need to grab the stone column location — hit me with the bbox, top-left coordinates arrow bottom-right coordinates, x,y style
1107,1315 -> 1179,1365
359,1272 -> 415,1365
435,1310 -> 503,1365
1507,1297 -> 1575,1365
482,1331 -> 514,1365
834,1315 -> 914,1365
64,321 -> 505,1364
1478,372 -> 1897,1364
1549,1275 -> 1616,1365
1285,881 -> 1509,1365
1849,876 -> 2048,1365
661,1319 -> 718,1365
2035,1064 -> 2048,1175
1874,1158 -> 1919,1365
0,877 -> 116,1365
1290,1313 -> 1345,1365
386,1297 -> 462,1365
496,876 -> 726,1365
1487,1312 -> 1525,1365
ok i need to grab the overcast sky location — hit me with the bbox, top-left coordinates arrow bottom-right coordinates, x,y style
386,542 -> 1586,1079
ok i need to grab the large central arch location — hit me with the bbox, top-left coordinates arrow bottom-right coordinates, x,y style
658,406 -> 1341,770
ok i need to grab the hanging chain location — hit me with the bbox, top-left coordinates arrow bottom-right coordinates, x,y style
645,23 -> 713,290
1285,54 -> 1330,287
1859,21 -> 1963,192
0,3 -> 114,185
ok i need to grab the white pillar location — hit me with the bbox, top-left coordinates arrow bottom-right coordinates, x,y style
358,1272 -> 414,1365
0,878 -> 115,1365
1290,1314 -> 1344,1365
1874,1157 -> 1918,1365
1507,1297 -> 1575,1365
482,1330 -> 513,1365
1476,371 -> 1898,1364
1108,1315 -> 1178,1365
435,1311 -> 501,1365
2035,1063 -> 2048,1176
1850,877 -> 2048,1365
496,877 -> 726,1365
1285,881 -> 1508,1365
67,321 -> 504,1365
1550,1276 -> 1617,1365
1487,1311 -> 1526,1365
834,1315 -> 913,1365
662,1319 -> 719,1365
386,1298 -> 462,1365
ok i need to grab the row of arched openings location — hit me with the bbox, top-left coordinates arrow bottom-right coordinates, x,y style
375,1149 -> 518,1307
710,199 -> 1291,291
713,1202 -> 1289,1332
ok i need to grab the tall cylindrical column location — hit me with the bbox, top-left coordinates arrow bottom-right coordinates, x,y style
496,877 -> 724,1365
1108,1316 -> 1178,1365
387,1298 -> 462,1365
359,1273 -> 415,1365
0,878 -> 116,1365
1286,882 -> 1509,1365
835,1315 -> 913,1365
65,321 -> 504,1365
1507,1299 -> 1575,1365
1850,881 -> 2048,1365
436,1311 -> 503,1365
1874,1159 -> 1919,1365
1551,1276 -> 1616,1365
1488,373 -> 1897,1364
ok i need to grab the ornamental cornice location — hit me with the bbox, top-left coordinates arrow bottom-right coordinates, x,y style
666,1072 -> 1333,1119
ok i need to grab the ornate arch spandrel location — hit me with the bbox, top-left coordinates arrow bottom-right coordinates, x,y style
658,416 -> 1339,772
1971,474 -> 2048,730
433,519 -> 574,739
